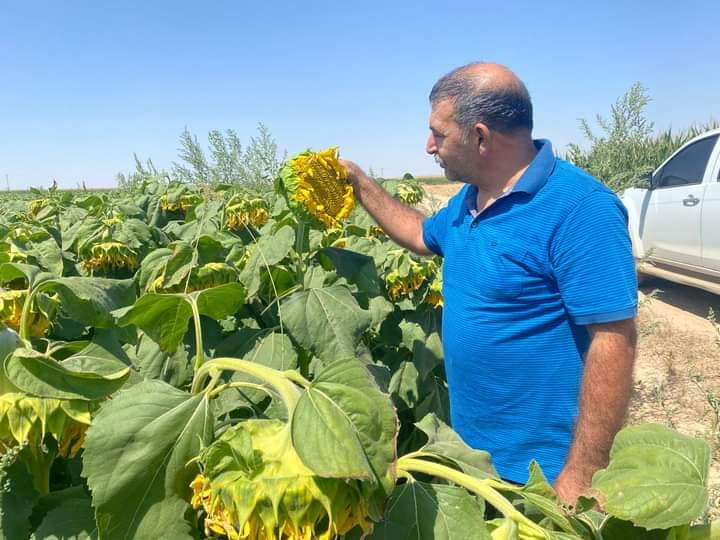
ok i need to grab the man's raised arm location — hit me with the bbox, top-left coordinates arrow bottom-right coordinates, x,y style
341,159 -> 433,256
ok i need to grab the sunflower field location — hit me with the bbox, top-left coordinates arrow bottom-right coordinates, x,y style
0,149 -> 717,539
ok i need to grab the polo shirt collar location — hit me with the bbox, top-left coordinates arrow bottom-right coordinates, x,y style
463,139 -> 556,214
512,139 -> 555,195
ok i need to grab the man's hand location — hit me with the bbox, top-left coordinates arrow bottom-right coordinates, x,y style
337,158 -> 433,256
339,159 -> 369,189
555,318 -> 637,506
554,465 -> 592,507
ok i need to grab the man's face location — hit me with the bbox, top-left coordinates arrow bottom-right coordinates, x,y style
426,98 -> 476,183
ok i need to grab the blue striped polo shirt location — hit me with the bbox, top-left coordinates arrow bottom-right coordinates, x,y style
422,140 -> 637,484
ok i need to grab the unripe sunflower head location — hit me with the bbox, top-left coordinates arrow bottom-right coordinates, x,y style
276,147 -> 355,229
80,241 -> 139,273
192,419 -> 374,540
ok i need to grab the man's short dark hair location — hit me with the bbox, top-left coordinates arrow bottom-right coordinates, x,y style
429,62 -> 533,136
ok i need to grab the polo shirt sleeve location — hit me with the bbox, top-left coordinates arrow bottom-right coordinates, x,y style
422,205 -> 450,257
550,190 -> 637,325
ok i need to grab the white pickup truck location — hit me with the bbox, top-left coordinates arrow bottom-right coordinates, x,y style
621,128 -> 720,295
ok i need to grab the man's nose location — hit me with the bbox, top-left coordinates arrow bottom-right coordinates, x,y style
426,133 -> 437,155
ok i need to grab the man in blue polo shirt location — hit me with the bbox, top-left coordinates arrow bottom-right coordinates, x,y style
341,62 -> 637,504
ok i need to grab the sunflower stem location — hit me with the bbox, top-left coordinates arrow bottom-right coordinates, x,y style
396,456 -> 548,537
190,299 -> 205,372
18,286 -> 37,342
193,357 -> 301,411
295,219 -> 307,287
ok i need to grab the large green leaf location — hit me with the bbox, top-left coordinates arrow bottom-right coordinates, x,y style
366,296 -> 394,330
416,375 -> 451,425
195,283 -> 246,320
30,494 -> 98,540
388,361 -> 420,412
320,247 -> 382,295
82,380 -> 213,540
415,414 -> 497,479
291,358 -> 397,482
0,262 -> 49,289
369,482 -> 489,539
282,285 -> 371,362
239,225 -> 295,297
592,423 -> 710,530
4,348 -> 130,401
117,294 -> 192,353
118,283 -> 246,353
38,277 -> 136,328
30,237 -> 64,276
125,333 -> 192,388
399,322 -> 442,379
0,455 -> 40,540
160,242 -> 195,289
508,462 -> 578,535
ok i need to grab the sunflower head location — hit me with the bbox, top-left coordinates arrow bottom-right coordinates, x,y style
80,241 -> 139,273
194,262 -> 238,290
395,182 -> 424,205
276,147 -> 355,229
148,262 -> 238,293
102,215 -> 124,227
192,419 -> 374,540
160,192 -> 203,213
424,276 -> 443,308
225,195 -> 270,230
28,198 -> 50,217
384,262 -> 430,301
0,394 -> 91,458
0,290 -> 49,337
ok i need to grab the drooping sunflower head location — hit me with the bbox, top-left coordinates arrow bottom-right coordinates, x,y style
101,215 -> 124,227
148,262 -> 238,293
192,419 -> 374,540
423,276 -> 443,308
276,147 -> 355,229
225,195 -> 270,230
395,182 -> 424,205
80,241 -> 139,273
384,262 -> 431,301
160,192 -> 203,213
28,198 -> 50,217
0,394 -> 92,458
0,289 -> 49,337
194,262 -> 238,290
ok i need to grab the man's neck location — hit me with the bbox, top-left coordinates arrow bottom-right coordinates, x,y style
474,140 -> 538,198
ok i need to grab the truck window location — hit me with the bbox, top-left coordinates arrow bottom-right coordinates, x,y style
655,135 -> 719,188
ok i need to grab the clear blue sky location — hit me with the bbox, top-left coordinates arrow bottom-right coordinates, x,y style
2,1 -> 718,189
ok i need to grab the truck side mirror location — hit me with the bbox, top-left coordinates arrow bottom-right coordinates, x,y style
635,171 -> 653,190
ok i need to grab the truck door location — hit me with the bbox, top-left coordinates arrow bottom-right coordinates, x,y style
642,134 -> 719,267
701,136 -> 720,271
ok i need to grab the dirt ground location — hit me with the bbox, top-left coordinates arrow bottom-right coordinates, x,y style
423,183 -> 720,520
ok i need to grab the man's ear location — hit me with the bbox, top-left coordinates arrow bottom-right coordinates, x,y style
475,123 -> 491,153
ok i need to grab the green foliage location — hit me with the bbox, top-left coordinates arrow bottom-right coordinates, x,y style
0,176 -> 716,538
566,82 -> 720,192
172,123 -> 284,188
